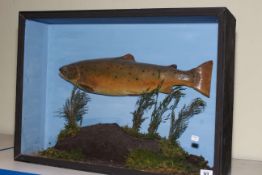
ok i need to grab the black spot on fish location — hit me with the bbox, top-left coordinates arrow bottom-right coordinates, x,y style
136,77 -> 139,81
114,75 -> 118,79
142,69 -> 145,72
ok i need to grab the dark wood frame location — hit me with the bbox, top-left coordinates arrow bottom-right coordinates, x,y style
14,8 -> 236,175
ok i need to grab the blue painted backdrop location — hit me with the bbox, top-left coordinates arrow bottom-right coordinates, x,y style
22,17 -> 218,166
22,21 -> 47,154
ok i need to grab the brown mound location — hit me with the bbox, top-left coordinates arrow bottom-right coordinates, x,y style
55,123 -> 160,164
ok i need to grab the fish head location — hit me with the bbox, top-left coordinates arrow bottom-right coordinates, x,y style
59,64 -> 79,84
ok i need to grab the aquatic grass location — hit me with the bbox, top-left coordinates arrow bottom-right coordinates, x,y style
131,89 -> 157,133
56,86 -> 90,141
169,98 -> 206,143
131,85 -> 206,144
148,87 -> 184,135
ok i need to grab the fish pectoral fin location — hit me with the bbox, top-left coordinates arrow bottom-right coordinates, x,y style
160,87 -> 173,94
78,83 -> 94,93
169,64 -> 177,69
121,54 -> 136,62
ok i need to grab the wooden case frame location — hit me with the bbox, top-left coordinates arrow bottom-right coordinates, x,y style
14,7 -> 236,175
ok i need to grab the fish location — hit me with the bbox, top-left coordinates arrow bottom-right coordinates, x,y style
59,54 -> 213,97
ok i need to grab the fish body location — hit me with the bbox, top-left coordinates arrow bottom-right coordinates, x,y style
59,54 -> 213,97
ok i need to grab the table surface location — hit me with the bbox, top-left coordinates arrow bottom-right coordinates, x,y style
1,134 -> 262,175
0,134 -> 13,150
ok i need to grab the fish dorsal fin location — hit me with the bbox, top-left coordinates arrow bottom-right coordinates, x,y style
169,64 -> 177,69
160,87 -> 173,94
120,54 -> 136,62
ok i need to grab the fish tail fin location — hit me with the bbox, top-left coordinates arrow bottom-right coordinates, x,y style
192,60 -> 213,97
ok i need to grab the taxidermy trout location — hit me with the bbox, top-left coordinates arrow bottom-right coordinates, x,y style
59,54 -> 213,97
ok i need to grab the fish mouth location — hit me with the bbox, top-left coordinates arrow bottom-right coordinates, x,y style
59,66 -> 68,81
59,72 -> 72,84
59,72 -> 66,80
59,70 -> 77,87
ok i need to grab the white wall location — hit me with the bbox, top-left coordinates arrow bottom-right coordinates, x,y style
0,0 -> 261,162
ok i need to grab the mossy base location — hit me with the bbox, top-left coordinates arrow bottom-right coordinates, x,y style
39,148 -> 85,161
126,143 -> 209,175
39,124 -> 210,175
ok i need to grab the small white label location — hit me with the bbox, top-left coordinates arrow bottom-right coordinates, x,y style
191,135 -> 200,142
200,169 -> 213,175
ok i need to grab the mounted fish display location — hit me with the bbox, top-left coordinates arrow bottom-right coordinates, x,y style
15,9 -> 236,175
59,54 -> 213,97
